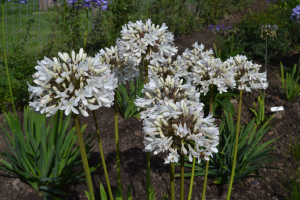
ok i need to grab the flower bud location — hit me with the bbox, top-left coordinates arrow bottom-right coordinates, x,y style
62,63 -> 68,72
172,124 -> 178,130
62,83 -> 66,88
66,75 -> 71,82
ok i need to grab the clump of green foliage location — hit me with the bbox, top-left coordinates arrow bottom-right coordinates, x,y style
0,108 -> 99,200
179,111 -> 278,185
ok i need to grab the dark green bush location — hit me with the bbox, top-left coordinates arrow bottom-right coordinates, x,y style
233,5 -> 300,63
149,0 -> 203,36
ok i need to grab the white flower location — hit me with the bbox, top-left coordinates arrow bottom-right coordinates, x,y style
28,48 -> 118,117
60,98 -> 79,116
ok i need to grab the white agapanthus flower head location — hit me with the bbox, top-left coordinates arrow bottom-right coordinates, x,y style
95,40 -> 140,85
226,55 -> 268,92
119,19 -> 178,65
135,75 -> 219,164
28,48 -> 118,117
184,42 -> 236,95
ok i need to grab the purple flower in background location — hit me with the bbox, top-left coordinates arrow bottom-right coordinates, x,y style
208,24 -> 234,35
52,0 -> 107,9
291,5 -> 300,22
7,0 -> 27,3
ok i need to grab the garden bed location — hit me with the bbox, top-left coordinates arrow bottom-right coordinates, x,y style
0,1 -> 300,199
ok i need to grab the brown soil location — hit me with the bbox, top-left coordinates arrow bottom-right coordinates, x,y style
1,1 -> 300,200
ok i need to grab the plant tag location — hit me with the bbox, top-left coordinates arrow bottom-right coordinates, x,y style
270,106 -> 284,113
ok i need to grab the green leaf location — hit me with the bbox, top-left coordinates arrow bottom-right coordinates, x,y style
100,182 -> 108,200
127,185 -> 132,200
217,99 -> 235,115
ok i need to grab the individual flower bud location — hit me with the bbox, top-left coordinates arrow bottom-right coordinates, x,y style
40,95 -> 52,105
146,92 -> 152,99
161,118 -> 169,126
88,98 -> 96,104
62,63 -> 69,72
62,83 -> 66,88
154,120 -> 162,127
172,124 -> 178,130
66,75 -> 71,82
73,65 -> 77,72
82,53 -> 87,62
80,82 -> 84,89
75,73 -> 80,80
165,87 -> 169,94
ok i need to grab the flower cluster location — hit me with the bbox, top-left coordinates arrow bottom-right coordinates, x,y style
226,55 -> 268,91
135,75 -> 219,164
119,19 -> 178,65
291,5 -> 300,22
28,48 -> 117,117
260,24 -> 278,39
182,42 -> 236,95
95,41 -> 140,85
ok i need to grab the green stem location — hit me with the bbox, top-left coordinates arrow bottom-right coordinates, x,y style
226,89 -> 243,200
180,154 -> 185,200
265,36 -> 268,74
146,0 -> 149,19
170,163 -> 175,200
188,148 -> 196,200
201,84 -> 214,200
201,161 -> 209,200
74,114 -> 95,200
93,110 -> 113,200
62,1 -> 67,50
144,59 -> 151,200
71,1 -> 80,53
2,0 -> 17,118
114,95 -> 123,199
146,152 -> 151,200
144,59 -> 148,84
231,33 -> 233,53
83,7 -> 88,50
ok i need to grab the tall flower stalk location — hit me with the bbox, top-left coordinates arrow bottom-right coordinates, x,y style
201,84 -> 214,200
95,44 -> 139,199
226,55 -> 268,200
119,19 -> 177,200
74,114 -> 95,200
28,48 -> 118,200
93,110 -> 113,200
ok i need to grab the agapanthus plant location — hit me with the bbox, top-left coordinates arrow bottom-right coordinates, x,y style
95,40 -> 141,198
28,48 -> 117,117
119,19 -> 178,80
136,76 -> 219,162
96,40 -> 140,85
135,73 -> 219,200
226,54 -> 268,91
226,54 -> 268,200
182,42 -> 236,95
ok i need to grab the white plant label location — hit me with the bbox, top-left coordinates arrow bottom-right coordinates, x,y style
270,106 -> 284,113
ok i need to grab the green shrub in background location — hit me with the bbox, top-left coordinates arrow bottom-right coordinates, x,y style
199,0 -> 256,26
149,0 -> 203,36
0,108 -> 100,200
178,111 -> 278,186
233,4 -> 300,63
87,0 -> 137,54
